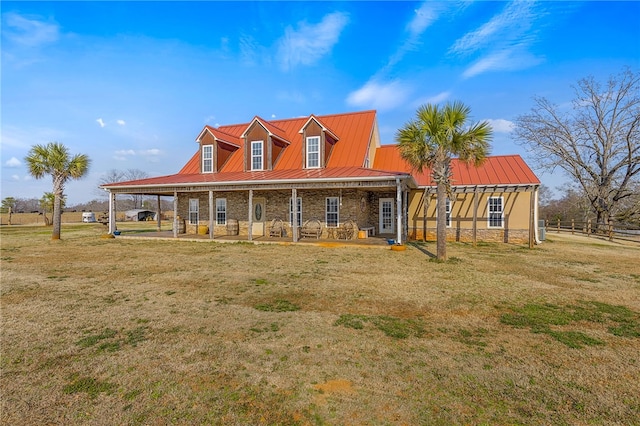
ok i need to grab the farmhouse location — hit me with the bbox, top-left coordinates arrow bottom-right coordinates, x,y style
101,110 -> 540,244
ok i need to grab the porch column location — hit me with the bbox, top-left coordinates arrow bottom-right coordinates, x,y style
292,188 -> 298,242
108,192 -> 116,234
173,191 -> 178,238
404,188 -> 409,242
209,190 -> 214,240
472,186 -> 479,247
396,178 -> 402,244
248,189 -> 253,242
156,195 -> 161,232
534,186 -> 540,244
529,187 -> 536,248
422,188 -> 428,242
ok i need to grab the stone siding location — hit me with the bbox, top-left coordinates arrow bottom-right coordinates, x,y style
410,227 -> 529,243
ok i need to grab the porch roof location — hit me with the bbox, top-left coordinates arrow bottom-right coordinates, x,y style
102,166 -> 414,194
373,147 -> 540,188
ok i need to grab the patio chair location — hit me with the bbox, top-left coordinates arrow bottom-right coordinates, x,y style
269,218 -> 284,237
300,219 -> 322,239
336,219 -> 356,240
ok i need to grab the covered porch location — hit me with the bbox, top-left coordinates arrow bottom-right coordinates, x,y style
102,173 -> 415,245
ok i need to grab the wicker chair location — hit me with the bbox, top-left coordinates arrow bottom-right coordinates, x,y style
336,220 -> 356,240
269,219 -> 284,237
300,219 -> 323,239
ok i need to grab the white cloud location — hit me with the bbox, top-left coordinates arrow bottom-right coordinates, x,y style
450,2 -> 537,56
413,91 -> 451,107
407,2 -> 439,37
139,149 -> 162,163
11,174 -> 20,181
2,12 -> 60,47
485,118 -> 515,133
140,149 -> 161,157
451,2 -> 546,78
462,48 -> 543,79
117,119 -> 126,126
346,79 -> 411,112
5,157 -> 22,167
114,149 -> 136,157
277,12 -> 349,71
96,118 -> 106,128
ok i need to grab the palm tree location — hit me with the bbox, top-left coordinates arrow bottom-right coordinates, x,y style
25,142 -> 90,240
397,102 -> 492,260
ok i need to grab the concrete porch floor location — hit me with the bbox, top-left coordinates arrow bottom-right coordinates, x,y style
114,229 -> 399,248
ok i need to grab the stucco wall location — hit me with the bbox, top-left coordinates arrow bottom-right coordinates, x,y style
407,189 -> 534,243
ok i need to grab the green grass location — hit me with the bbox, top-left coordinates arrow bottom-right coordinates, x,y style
500,301 -> 640,348
254,299 -> 300,312
334,314 -> 426,339
63,376 -> 116,399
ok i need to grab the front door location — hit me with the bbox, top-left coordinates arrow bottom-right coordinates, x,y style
252,197 -> 266,236
379,198 -> 394,234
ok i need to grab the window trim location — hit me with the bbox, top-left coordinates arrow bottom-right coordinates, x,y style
326,196 -> 339,227
289,197 -> 302,227
446,198 -> 452,228
188,198 -> 199,225
202,144 -> 213,173
251,140 -> 263,171
216,198 -> 227,226
306,136 -> 320,168
488,196 -> 504,228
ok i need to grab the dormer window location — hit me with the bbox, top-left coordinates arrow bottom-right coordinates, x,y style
251,140 -> 263,170
306,136 -> 320,168
202,145 -> 213,173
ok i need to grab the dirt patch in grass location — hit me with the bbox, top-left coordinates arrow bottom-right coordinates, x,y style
1,226 -> 639,424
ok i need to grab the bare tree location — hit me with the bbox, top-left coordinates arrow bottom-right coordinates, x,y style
514,67 -> 640,231
98,168 -> 150,209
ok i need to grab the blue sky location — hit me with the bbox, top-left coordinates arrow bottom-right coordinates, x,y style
2,1 -> 639,205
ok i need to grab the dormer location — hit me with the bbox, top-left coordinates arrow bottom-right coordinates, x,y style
241,117 -> 290,171
196,126 -> 241,173
299,115 -> 339,169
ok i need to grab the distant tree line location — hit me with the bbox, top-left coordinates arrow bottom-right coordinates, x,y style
538,183 -> 640,228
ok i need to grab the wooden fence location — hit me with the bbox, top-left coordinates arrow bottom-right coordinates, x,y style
545,219 -> 640,243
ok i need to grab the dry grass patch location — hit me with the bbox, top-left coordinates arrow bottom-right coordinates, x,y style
1,225 -> 640,424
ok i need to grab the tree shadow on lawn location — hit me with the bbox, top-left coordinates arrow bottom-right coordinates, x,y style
407,242 -> 436,259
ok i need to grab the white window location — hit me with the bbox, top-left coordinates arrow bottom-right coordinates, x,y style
251,141 -> 263,170
326,197 -> 339,227
306,136 -> 320,168
446,198 -> 452,228
188,199 -> 199,225
216,198 -> 226,225
289,197 -> 302,226
488,197 -> 503,228
202,145 -> 213,173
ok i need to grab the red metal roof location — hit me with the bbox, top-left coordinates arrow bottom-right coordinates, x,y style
109,111 -> 538,189
105,166 -> 407,188
180,110 -> 376,176
373,145 -> 539,187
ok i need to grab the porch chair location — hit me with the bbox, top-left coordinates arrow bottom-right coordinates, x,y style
269,218 -> 284,237
336,219 -> 357,240
300,219 -> 323,239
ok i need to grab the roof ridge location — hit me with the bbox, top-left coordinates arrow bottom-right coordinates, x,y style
206,125 -> 242,140
215,110 -> 376,130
